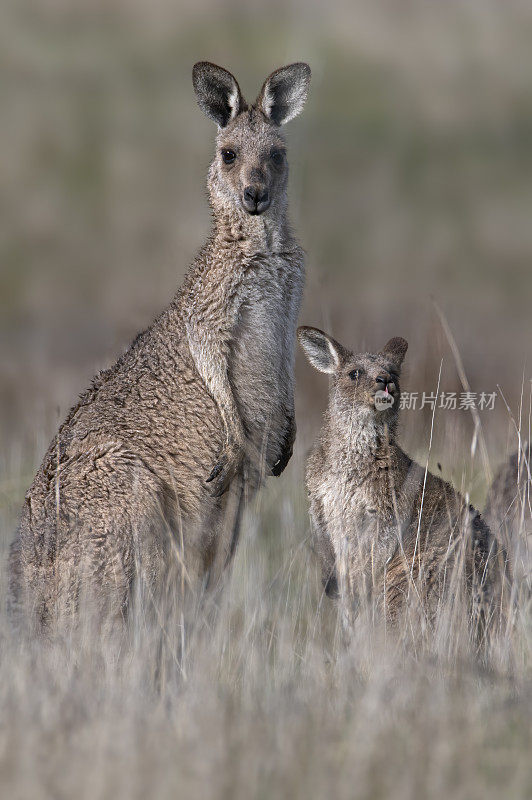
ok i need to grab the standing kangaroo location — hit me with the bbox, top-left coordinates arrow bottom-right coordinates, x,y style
298,327 -> 508,633
9,62 -> 310,631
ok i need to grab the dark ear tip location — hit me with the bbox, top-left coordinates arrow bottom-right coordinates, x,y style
192,60 -> 216,72
192,61 -> 229,85
268,62 -> 311,87
192,62 -> 206,89
296,326 -> 310,343
382,336 -> 408,361
297,325 -> 323,341
192,61 -> 217,83
283,62 -> 311,86
286,61 -> 311,76
192,61 -> 206,76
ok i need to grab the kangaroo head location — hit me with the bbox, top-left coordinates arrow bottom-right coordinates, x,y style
193,62 -> 310,221
298,326 -> 408,433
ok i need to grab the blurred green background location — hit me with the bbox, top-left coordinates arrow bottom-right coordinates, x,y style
1,0 -> 531,513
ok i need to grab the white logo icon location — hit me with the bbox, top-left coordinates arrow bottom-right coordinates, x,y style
375,390 -> 395,411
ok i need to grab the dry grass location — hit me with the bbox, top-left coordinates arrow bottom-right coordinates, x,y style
0,454 -> 531,800
1,0 -> 532,797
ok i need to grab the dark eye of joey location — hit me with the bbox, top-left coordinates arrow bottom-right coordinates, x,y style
349,369 -> 363,381
221,149 -> 236,164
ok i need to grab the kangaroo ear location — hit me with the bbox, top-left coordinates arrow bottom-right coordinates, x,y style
192,62 -> 246,128
257,63 -> 311,126
297,326 -> 345,374
380,337 -> 408,367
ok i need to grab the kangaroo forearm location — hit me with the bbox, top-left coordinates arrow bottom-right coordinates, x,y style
182,254 -> 248,437
280,284 -> 302,414
185,323 -> 244,445
310,508 -> 338,598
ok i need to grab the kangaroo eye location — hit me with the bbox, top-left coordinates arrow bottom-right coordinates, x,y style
221,149 -> 236,164
349,369 -> 363,381
271,149 -> 285,167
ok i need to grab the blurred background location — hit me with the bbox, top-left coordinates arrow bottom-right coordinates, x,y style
1,6 -> 531,795
1,0 -> 531,522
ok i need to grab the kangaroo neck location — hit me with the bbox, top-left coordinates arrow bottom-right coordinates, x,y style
325,405 -> 398,481
211,206 -> 292,256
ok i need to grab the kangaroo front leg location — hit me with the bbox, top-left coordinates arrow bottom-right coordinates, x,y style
206,425 -> 245,498
185,311 -> 247,497
272,269 -> 303,477
271,413 -> 296,476
309,496 -> 339,599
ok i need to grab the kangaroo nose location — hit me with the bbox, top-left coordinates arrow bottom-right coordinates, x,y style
242,185 -> 270,215
376,375 -> 396,391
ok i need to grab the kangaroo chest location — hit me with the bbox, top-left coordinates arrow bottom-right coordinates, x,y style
229,253 -> 301,449
318,464 -> 400,581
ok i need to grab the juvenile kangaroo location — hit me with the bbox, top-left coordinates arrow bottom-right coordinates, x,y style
298,326 -> 508,633
9,62 -> 310,632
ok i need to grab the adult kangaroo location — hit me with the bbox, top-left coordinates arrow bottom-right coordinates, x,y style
9,62 -> 310,632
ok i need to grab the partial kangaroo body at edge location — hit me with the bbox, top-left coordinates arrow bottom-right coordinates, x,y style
9,62 -> 311,632
484,442 -> 531,582
298,326 -> 509,634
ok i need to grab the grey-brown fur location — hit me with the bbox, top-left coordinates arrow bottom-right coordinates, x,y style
298,326 -> 508,631
485,442 -> 531,581
9,62 -> 310,632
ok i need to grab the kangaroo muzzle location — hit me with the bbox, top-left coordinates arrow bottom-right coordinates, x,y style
242,184 -> 270,215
